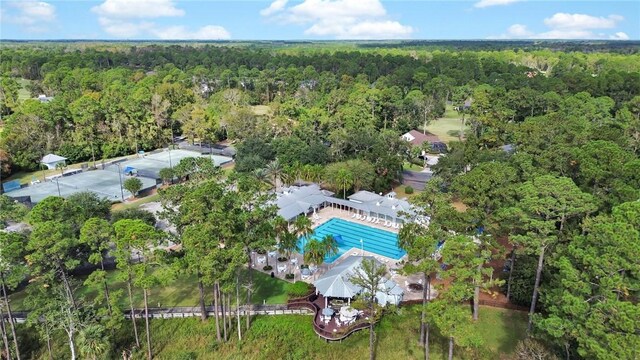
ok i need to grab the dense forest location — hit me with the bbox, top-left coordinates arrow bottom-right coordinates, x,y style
0,42 -> 638,359
1,42 -> 639,192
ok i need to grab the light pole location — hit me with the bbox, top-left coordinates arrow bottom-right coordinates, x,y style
116,163 -> 125,201
360,239 -> 364,256
55,178 -> 61,197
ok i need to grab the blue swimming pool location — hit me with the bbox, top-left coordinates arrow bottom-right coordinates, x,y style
297,218 -> 406,264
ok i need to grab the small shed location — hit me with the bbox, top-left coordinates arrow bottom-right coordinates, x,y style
40,154 -> 67,170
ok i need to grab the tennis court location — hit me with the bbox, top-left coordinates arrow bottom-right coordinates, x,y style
6,170 -> 156,203
105,149 -> 233,179
5,149 -> 233,204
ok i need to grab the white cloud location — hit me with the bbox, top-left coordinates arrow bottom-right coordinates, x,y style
543,13 -> 622,30
151,25 -> 231,40
92,0 -> 230,39
609,32 -> 629,40
260,0 -> 288,17
492,13 -> 627,40
3,0 -> 56,32
505,24 -> 533,37
474,0 -> 521,9
92,0 -> 184,19
97,17 -> 154,38
261,0 -> 413,39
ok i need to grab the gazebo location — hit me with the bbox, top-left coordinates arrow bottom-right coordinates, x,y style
313,256 -> 404,307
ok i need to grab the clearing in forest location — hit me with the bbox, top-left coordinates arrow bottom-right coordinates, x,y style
424,105 -> 468,144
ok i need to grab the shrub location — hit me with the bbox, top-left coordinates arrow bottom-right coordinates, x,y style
256,249 -> 267,255
123,177 -> 143,197
263,265 -> 273,271
111,208 -> 156,226
405,186 -> 414,194
300,264 -> 309,269
287,281 -> 311,298
285,273 -> 295,280
159,167 -> 174,185
277,256 -> 288,262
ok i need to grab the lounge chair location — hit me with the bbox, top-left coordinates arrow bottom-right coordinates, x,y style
351,213 -> 357,218
375,218 -> 380,224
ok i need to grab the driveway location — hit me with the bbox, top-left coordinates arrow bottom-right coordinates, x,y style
402,170 -> 432,191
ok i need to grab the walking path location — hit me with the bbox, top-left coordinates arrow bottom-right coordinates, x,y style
4,304 -> 312,323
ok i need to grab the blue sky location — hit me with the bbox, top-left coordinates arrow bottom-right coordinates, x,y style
1,1 -> 638,40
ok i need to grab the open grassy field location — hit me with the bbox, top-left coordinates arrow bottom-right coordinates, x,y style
424,105 -> 467,144
19,306 -> 527,359
17,78 -> 31,102
10,268 -> 291,311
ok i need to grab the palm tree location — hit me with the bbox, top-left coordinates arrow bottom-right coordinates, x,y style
278,231 -> 298,274
303,239 -> 327,273
265,159 -> 283,190
321,235 -> 339,259
293,216 -> 313,254
318,235 -> 339,274
253,169 -> 270,190
55,161 -> 66,177
77,325 -> 110,360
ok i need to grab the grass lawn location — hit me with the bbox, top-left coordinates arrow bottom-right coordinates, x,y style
18,306 -> 526,359
111,192 -> 161,212
17,78 -> 31,102
10,268 -> 291,311
393,184 -> 421,199
423,105 -> 468,144
403,161 -> 424,172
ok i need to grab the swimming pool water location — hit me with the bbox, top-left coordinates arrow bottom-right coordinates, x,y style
297,218 -> 406,264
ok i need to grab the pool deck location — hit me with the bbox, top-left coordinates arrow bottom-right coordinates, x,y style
312,207 -> 401,233
250,207 -> 431,302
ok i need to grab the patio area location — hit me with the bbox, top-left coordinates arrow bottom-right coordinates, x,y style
311,294 -> 372,337
311,205 -> 402,233
288,292 -> 374,341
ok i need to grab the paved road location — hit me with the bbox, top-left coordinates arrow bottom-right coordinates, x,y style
177,141 -> 236,157
402,170 -> 432,191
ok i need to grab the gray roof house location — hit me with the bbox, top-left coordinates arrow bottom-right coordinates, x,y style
40,154 -> 67,170
275,184 -> 334,221
274,185 -> 414,223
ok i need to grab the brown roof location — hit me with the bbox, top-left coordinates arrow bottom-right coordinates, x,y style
406,130 -> 442,146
